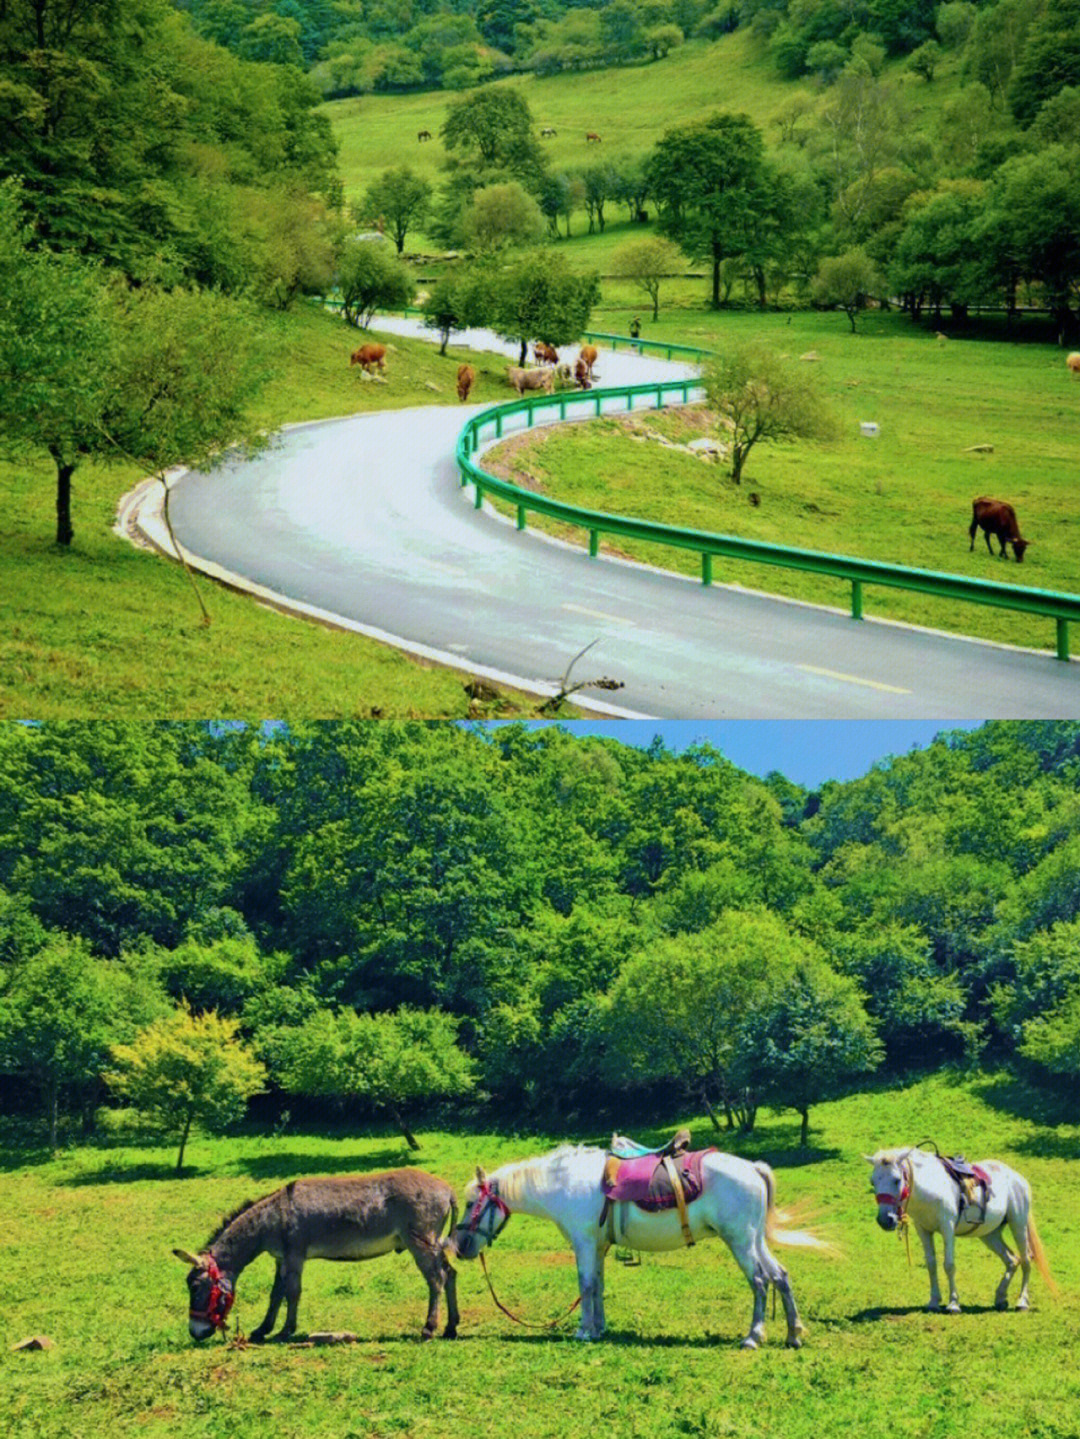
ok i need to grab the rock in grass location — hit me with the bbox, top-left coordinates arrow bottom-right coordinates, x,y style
12,1335 -> 55,1352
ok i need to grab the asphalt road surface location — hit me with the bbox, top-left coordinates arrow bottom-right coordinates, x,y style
165,319 -> 1079,718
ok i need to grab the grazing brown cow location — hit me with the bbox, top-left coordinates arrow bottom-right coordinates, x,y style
578,343 -> 598,379
418,129 -> 432,142
456,364 -> 475,402
573,357 -> 592,390
533,341 -> 559,366
350,343 -> 386,373
969,497 -> 1030,562
507,365 -> 554,396
586,131 -> 602,143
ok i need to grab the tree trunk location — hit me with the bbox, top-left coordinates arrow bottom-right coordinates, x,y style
701,1091 -> 722,1132
53,454 -> 75,546
519,339 -> 528,365
799,1107 -> 810,1147
711,244 -> 722,310
392,1108 -> 420,1150
49,1076 -> 59,1150
176,1111 -> 193,1173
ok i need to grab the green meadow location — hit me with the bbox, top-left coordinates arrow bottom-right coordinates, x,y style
0,304 -> 544,720
482,307 -> 1080,654
4,1072 -> 1078,1439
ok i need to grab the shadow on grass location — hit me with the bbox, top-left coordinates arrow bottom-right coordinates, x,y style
59,1160 -> 187,1185
849,1303 -> 1008,1323
236,1147 -> 414,1180
971,1074 -> 1080,1159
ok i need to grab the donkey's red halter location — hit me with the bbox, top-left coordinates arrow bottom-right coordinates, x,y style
189,1256 -> 235,1331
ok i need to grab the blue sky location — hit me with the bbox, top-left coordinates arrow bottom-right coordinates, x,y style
483,720 -> 985,789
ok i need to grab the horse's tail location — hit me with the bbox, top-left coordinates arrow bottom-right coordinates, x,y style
755,1162 -> 836,1254
1027,1208 -> 1058,1298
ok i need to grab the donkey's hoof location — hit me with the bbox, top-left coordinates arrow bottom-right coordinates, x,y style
442,1326 -> 459,1340
995,1300 -> 1009,1312
786,1336 -> 803,1350
946,1302 -> 961,1315
420,1329 -> 436,1343
740,1337 -> 758,1351
249,1330 -> 268,1346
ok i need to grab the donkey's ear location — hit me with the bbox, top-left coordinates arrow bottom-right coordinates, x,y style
475,1165 -> 487,1185
172,1247 -> 201,1266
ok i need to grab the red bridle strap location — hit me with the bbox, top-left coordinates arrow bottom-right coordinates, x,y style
189,1256 -> 235,1331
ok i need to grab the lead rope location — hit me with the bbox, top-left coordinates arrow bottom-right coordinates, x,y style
898,1157 -> 913,1267
478,1251 -> 581,1330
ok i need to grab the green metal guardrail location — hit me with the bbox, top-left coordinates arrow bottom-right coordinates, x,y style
581,330 -> 714,363
456,374 -> 1080,663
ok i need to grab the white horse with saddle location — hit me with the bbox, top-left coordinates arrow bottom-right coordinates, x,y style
451,1139 -> 829,1349
866,1145 -> 1055,1313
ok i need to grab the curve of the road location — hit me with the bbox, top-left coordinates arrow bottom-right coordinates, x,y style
133,317 -> 1079,718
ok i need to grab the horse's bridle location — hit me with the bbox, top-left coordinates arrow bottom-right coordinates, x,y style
875,1156 -> 912,1216
458,1180 -> 511,1249
189,1255 -> 235,1332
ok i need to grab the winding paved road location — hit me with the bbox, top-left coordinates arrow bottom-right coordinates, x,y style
149,319 -> 1078,718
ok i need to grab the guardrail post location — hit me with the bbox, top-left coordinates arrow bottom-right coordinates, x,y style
626,391 -> 633,410
589,529 -> 600,558
702,553 -> 713,587
1057,618 -> 1070,661
851,579 -> 864,620
474,483 -> 483,510
527,402 -> 535,428
495,412 -> 503,438
559,397 -> 567,419
517,504 -> 527,531
594,394 -> 602,416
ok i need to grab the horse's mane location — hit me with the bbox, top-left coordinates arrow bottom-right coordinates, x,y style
204,1198 -> 257,1251
496,1144 -> 601,1206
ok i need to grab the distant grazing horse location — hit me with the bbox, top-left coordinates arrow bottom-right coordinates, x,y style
585,131 -> 602,143
969,496 -> 1029,562
173,1171 -> 459,1343
451,1145 -> 829,1348
541,127 -> 557,138
351,343 -> 387,373
866,1148 -> 1055,1313
456,364 -> 475,402
417,129 -> 432,142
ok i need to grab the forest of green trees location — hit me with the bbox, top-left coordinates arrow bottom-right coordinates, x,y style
2,721 -> 1078,1165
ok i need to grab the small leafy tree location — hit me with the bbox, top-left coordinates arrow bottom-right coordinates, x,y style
421,268 -> 487,354
610,236 -> 683,320
1019,987 -> 1080,1091
734,960 -> 883,1145
108,1008 -> 266,1173
460,181 -> 545,251
277,1005 -> 474,1149
703,344 -> 835,484
361,167 -> 433,255
337,238 -> 413,327
812,249 -> 882,332
477,248 -> 599,364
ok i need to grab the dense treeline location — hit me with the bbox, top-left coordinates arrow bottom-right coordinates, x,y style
2,721 -> 1078,1158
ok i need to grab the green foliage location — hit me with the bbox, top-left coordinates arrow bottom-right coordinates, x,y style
441,86 -> 545,182
480,248 -> 600,363
460,181 -> 546,251
361,166 -> 433,255
337,237 -> 414,325
812,247 -> 883,331
277,1004 -> 473,1145
107,1006 -> 266,1171
703,342 -> 836,482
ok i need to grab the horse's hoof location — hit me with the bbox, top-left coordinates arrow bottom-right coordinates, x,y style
926,1304 -> 940,1313
420,1329 -> 435,1342
574,1329 -> 592,1342
740,1338 -> 758,1351
946,1303 -> 961,1315
1016,1300 -> 1029,1312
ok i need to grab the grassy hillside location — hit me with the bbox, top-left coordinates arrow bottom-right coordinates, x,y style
0,304 -> 551,720
5,1072 -> 1077,1438
482,308 -> 1080,654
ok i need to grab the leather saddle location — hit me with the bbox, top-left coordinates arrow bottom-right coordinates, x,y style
600,1130 -> 711,1245
939,1154 -> 992,1224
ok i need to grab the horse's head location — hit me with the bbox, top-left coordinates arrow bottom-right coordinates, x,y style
451,1166 -> 511,1261
864,1151 -> 912,1232
172,1248 -> 235,1341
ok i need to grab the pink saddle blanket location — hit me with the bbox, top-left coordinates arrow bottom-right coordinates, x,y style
602,1148 -> 714,1212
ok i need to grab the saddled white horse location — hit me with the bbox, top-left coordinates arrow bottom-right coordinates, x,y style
451,1145 -> 829,1349
866,1147 -> 1055,1313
